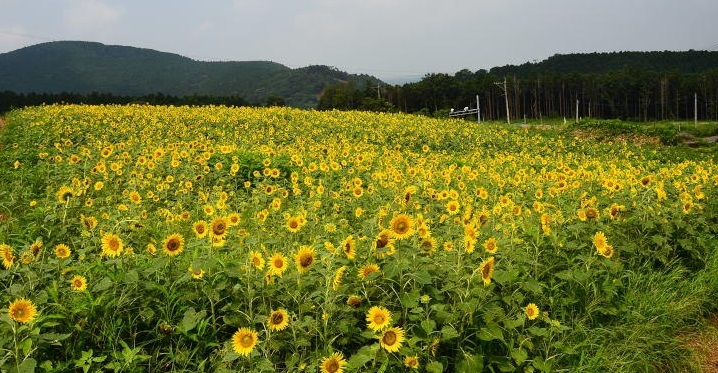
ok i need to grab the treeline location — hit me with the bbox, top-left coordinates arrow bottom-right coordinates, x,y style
319,51 -> 718,122
0,91 -> 250,114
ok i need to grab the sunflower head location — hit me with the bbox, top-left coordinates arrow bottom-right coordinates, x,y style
366,306 -> 392,331
70,275 -> 88,291
267,309 -> 290,331
379,327 -> 405,353
55,244 -> 71,259
163,233 -> 185,256
320,352 -> 347,373
231,327 -> 258,357
295,246 -> 315,274
101,233 -> 124,258
269,253 -> 288,277
8,298 -> 37,323
479,256 -> 496,286
389,214 -> 414,239
525,303 -> 540,320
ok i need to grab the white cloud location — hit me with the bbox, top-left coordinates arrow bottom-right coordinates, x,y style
62,0 -> 123,32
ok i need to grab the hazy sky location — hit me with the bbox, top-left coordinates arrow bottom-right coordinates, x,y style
1,0 -> 717,81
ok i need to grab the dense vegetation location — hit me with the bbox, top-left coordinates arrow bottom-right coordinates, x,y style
0,41 -> 378,108
1,105 -> 717,372
321,51 -> 718,122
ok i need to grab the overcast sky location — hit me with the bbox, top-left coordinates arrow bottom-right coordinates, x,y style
1,0 -> 717,82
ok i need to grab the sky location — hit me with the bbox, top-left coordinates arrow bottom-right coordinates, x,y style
1,0 -> 717,82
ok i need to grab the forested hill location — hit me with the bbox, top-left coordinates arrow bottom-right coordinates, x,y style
489,50 -> 718,77
0,41 -> 379,107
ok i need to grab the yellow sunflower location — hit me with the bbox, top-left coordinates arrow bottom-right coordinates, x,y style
332,266 -> 347,291
404,355 -> 420,369
209,216 -> 228,241
56,185 -> 74,203
231,327 -> 258,357
295,246 -> 315,274
267,309 -> 290,331
285,215 -> 302,233
341,235 -> 356,260
479,256 -> 496,286
55,244 -> 71,259
593,231 -> 608,252
358,264 -> 380,280
525,303 -> 540,320
193,220 -> 208,238
320,352 -> 347,373
389,214 -> 414,239
8,298 -> 37,323
70,275 -> 87,291
379,327 -> 405,353
366,306 -> 392,331
484,237 -> 498,254
249,251 -> 265,270
0,244 -> 14,269
268,253 -> 288,277
163,233 -> 185,256
446,200 -> 460,215
100,232 -> 124,258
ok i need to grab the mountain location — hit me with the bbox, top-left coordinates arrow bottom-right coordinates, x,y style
488,50 -> 718,78
0,41 -> 380,108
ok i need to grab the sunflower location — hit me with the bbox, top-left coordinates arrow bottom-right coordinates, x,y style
188,266 -> 205,279
389,214 -> 414,239
320,352 -> 347,373
286,215 -> 302,233
332,266 -> 347,291
193,220 -> 208,238
163,233 -> 185,256
0,244 -> 14,269
267,309 -> 290,331
446,200 -> 460,215
227,212 -> 241,226
525,303 -> 539,320
593,231 -> 608,252
600,244 -> 615,259
100,232 -> 124,258
55,244 -> 71,259
483,237 -> 498,254
379,327 -> 405,353
268,253 -> 288,277
366,306 -> 392,331
358,264 -> 380,280
347,295 -> 362,308
419,237 -> 436,255
295,246 -> 315,274
209,216 -> 228,241
8,298 -> 37,323
231,327 -> 258,357
70,275 -> 87,291
404,355 -> 420,369
341,235 -> 356,260
29,240 -> 42,257
128,191 -> 142,204
373,229 -> 395,257
479,256 -> 496,286
56,185 -> 74,203
585,207 -> 599,220
249,251 -> 265,270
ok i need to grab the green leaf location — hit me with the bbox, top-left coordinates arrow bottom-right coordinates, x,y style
478,322 -> 504,341
413,269 -> 433,285
421,319 -> 436,334
441,325 -> 459,340
511,348 -> 528,365
179,308 -> 207,333
16,358 -> 36,373
426,361 -> 444,373
346,344 -> 378,370
456,353 -> 484,372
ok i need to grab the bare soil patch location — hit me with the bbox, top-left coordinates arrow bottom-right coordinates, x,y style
684,315 -> 718,372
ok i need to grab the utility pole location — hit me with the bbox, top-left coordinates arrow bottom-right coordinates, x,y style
694,92 -> 698,128
495,77 -> 510,124
476,94 -> 481,123
376,83 -> 381,99
575,99 -> 579,123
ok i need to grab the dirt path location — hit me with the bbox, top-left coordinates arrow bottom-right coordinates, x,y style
684,315 -> 718,372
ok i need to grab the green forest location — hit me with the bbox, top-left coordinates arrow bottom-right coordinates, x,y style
320,51 -> 718,122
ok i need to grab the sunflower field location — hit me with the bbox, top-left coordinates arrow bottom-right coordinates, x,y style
1,104 -> 717,372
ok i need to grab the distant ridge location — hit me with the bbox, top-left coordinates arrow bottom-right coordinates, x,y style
489,50 -> 718,77
0,41 -> 380,108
